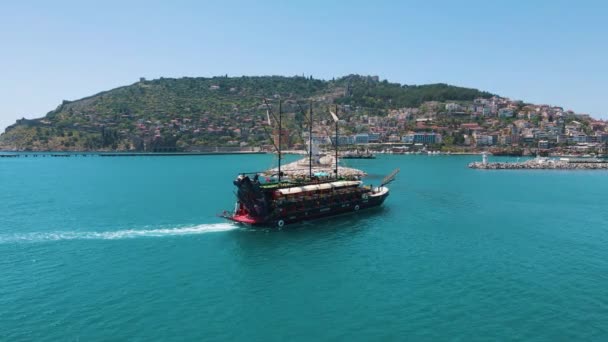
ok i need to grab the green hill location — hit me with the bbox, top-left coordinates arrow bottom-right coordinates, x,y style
0,75 -> 493,151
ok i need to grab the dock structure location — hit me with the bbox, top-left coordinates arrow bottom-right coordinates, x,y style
469,157 -> 608,170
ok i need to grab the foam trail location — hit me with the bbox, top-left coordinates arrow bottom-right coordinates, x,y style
0,223 -> 239,244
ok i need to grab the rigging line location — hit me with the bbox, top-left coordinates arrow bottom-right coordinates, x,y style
263,98 -> 280,125
258,113 -> 280,153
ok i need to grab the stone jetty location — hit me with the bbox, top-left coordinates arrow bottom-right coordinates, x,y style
266,155 -> 367,178
469,157 -> 608,170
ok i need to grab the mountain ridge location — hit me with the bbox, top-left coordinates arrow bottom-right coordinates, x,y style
0,75 -> 495,151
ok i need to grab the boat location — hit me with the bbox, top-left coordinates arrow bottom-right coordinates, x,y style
220,101 -> 398,228
341,150 -> 376,159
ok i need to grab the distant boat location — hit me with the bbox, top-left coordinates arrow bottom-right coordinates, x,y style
221,102 -> 397,228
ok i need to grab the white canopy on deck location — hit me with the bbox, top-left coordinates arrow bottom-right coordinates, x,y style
276,180 -> 362,195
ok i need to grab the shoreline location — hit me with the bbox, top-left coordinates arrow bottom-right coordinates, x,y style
0,151 -> 266,157
2,150 -> 604,159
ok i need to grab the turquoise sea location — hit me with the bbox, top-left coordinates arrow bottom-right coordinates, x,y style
1,154 -> 607,341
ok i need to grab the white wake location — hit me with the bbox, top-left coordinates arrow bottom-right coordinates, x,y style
0,223 -> 239,244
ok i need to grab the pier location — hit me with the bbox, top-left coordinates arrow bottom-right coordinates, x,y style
469,157 -> 608,170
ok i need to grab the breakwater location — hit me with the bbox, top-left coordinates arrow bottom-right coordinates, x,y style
469,158 -> 608,170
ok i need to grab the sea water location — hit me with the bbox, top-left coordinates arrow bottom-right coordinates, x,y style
1,154 -> 607,341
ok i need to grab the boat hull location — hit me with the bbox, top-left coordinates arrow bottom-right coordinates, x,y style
225,188 -> 389,227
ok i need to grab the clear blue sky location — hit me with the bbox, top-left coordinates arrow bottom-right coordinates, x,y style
1,0 -> 607,131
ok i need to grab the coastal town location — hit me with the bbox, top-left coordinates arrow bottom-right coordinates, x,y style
185,95 -> 608,157
356,98 -> 603,156
286,96 -> 608,157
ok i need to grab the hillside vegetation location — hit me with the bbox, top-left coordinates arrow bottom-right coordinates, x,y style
0,75 -> 493,151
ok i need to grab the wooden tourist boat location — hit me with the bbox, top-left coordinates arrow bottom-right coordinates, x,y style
221,101 -> 398,227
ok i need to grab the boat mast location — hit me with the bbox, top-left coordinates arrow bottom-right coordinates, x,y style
335,106 -> 338,178
278,100 -> 282,184
309,101 -> 313,179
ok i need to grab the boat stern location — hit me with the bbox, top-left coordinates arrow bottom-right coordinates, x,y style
220,210 -> 266,226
